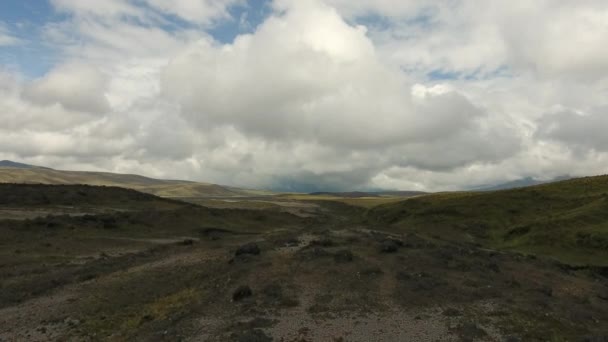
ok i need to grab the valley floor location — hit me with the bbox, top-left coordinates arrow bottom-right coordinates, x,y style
1,184 -> 607,341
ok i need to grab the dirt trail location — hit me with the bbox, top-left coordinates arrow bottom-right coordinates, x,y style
101,236 -> 201,245
266,307 -> 456,342
0,244 -> 222,342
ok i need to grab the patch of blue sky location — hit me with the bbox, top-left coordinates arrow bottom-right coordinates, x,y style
0,0 -> 57,26
478,65 -> 513,79
0,42 -> 59,78
351,14 -> 393,31
0,0 -> 275,78
427,65 -> 513,81
351,5 -> 438,33
105,0 -> 272,43
427,69 -> 461,81
207,0 -> 272,44
405,6 -> 438,30
0,0 -> 71,78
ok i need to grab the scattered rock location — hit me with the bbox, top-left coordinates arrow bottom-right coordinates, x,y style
101,216 -> 118,229
360,266 -> 383,276
297,247 -> 331,261
537,285 -> 553,297
442,307 -> 462,317
79,273 -> 98,282
309,238 -> 335,247
233,285 -> 253,301
504,279 -> 521,288
486,261 -> 500,273
396,271 -> 412,280
236,329 -> 272,342
237,317 -> 276,329
456,323 -> 488,341
262,283 -> 299,307
64,317 -> 81,327
141,314 -> 154,322
200,227 -> 234,240
407,273 -> 445,291
380,239 -> 401,253
447,260 -> 471,271
236,243 -> 261,256
282,238 -> 300,247
581,336 -> 608,342
263,283 -> 283,297
333,249 -> 354,262
178,239 -> 195,246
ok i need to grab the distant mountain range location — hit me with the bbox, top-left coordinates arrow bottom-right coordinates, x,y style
0,160 -> 49,169
368,174 -> 608,267
0,160 -> 271,198
309,191 -> 427,198
308,178 -> 573,198
472,176 -> 571,191
0,160 -> 575,198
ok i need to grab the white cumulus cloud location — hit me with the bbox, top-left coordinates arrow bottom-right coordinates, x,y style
0,0 -> 607,191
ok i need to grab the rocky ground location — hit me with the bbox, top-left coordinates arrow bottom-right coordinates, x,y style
0,184 -> 607,341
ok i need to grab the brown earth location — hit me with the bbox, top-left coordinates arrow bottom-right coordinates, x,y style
0,184 -> 607,341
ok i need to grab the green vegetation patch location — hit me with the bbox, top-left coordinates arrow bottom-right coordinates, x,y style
368,175 -> 608,266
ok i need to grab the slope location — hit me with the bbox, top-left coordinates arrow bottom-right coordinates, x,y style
473,175 -> 571,191
0,164 -> 260,198
0,183 -> 185,209
0,160 -> 47,169
368,175 -> 608,266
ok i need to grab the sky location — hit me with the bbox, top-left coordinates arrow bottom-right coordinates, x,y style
1,0 -> 608,192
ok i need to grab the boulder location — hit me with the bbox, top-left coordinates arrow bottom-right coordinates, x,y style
236,243 -> 261,256
334,249 -> 354,263
233,285 -> 253,301
380,239 -> 401,253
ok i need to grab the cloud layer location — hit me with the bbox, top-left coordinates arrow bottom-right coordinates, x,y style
1,0 -> 607,191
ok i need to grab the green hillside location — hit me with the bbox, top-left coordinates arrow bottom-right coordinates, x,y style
368,175 -> 608,266
0,165 -> 266,198
0,183 -> 184,210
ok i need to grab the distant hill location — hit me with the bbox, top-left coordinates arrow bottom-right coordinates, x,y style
0,161 -> 268,198
473,176 -> 571,191
368,175 -> 608,266
375,190 -> 428,197
310,191 -> 381,198
0,160 -> 47,169
309,191 -> 427,198
0,183 -> 184,210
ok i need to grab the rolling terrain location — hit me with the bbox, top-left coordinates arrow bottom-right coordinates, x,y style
0,161 -> 424,211
0,162 -> 271,198
368,175 -> 608,266
472,176 -> 571,191
0,177 -> 607,341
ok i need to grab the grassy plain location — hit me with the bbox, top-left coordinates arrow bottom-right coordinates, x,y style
1,179 -> 607,341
